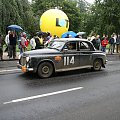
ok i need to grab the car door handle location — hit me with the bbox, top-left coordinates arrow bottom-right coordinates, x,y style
80,52 -> 84,54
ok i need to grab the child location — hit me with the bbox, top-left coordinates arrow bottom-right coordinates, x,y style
101,37 -> 108,52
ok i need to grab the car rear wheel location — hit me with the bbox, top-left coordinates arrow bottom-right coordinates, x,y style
92,59 -> 102,71
37,62 -> 53,78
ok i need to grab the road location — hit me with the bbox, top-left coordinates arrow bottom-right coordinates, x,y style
0,55 -> 120,120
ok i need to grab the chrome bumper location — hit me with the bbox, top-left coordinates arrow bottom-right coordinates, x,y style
17,62 -> 33,72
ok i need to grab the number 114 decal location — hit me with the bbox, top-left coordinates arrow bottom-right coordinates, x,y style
64,56 -> 75,66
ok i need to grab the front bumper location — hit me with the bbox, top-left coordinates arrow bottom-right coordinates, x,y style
105,59 -> 108,63
17,62 -> 33,72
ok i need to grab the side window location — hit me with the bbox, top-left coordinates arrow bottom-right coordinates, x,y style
80,42 -> 91,51
64,41 -> 77,51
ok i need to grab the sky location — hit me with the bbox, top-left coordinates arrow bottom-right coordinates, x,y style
85,0 -> 95,4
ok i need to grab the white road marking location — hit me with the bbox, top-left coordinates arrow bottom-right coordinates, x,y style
0,69 -> 20,73
3,87 -> 83,104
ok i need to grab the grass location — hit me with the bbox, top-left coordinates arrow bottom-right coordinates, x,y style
3,44 -> 32,52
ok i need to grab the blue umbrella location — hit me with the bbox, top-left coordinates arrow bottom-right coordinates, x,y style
7,25 -> 23,31
61,31 -> 77,38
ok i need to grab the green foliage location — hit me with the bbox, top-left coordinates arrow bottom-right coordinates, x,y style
1,0 -> 120,38
89,0 -> 120,36
62,1 -> 81,32
1,0 -> 37,37
32,0 -> 85,33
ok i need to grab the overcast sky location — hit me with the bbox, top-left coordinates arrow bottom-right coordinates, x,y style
86,0 -> 95,4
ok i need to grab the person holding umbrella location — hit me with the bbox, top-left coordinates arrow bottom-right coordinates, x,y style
9,31 -> 17,59
7,25 -> 23,58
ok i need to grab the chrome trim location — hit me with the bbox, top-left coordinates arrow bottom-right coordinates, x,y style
17,64 -> 33,72
56,65 -> 92,72
105,60 -> 108,63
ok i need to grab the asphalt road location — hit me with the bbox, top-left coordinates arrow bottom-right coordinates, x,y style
0,55 -> 120,120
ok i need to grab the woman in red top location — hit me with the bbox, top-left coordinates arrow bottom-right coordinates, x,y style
101,36 -> 108,52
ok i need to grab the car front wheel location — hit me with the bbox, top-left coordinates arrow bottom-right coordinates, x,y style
92,59 -> 102,71
37,62 -> 53,78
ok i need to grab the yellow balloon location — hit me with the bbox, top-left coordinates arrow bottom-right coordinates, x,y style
40,9 -> 69,37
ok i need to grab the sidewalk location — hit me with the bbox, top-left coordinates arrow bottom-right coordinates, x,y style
2,52 -> 19,61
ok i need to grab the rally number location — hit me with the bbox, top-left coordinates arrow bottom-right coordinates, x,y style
64,56 -> 74,66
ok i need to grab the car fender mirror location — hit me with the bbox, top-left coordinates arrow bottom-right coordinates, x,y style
63,48 -> 68,52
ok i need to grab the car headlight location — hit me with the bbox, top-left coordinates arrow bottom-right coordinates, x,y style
26,56 -> 30,62
18,54 -> 21,59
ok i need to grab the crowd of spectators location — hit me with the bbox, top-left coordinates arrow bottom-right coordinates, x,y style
0,31 -> 120,61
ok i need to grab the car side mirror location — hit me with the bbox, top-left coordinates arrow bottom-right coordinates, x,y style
63,48 -> 68,52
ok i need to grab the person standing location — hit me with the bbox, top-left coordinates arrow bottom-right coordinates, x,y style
30,36 -> 36,50
38,34 -> 44,49
35,35 -> 41,49
91,35 -> 101,50
112,33 -> 117,53
0,34 -> 3,60
116,34 -> 120,53
9,31 -> 17,59
20,33 -> 27,53
5,31 -> 10,56
90,33 -> 96,42
96,35 -> 101,50
109,34 -> 114,54
101,36 -> 108,52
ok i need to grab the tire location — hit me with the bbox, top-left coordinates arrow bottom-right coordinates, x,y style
37,62 -> 53,78
92,59 -> 102,71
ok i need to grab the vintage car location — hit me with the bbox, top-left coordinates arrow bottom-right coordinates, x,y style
17,38 -> 107,78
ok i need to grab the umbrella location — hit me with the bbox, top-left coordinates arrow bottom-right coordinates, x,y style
61,31 -> 77,38
7,25 -> 23,31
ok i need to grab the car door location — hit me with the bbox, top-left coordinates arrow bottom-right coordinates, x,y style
56,41 -> 80,71
79,41 -> 93,67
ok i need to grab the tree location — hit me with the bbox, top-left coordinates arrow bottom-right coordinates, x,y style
1,0 -> 36,36
89,0 -> 120,36
32,0 -> 83,33
1,0 -> 21,34
62,1 -> 81,32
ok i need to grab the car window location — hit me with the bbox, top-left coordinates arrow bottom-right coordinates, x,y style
80,41 -> 91,51
47,41 -> 65,50
64,41 -> 78,51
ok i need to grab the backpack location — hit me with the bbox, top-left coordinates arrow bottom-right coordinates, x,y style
109,38 -> 114,44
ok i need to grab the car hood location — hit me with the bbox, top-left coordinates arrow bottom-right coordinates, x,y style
23,48 -> 59,56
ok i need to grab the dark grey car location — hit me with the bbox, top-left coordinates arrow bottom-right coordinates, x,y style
17,38 -> 107,78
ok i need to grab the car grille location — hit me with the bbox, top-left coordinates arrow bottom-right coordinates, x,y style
19,56 -> 26,66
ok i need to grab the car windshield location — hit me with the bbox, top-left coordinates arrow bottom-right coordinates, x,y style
47,41 -> 65,51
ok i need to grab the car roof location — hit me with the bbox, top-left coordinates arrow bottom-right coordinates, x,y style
54,38 -> 89,42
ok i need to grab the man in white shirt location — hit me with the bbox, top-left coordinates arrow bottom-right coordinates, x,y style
30,37 -> 36,50
113,33 -> 117,53
5,31 -> 10,56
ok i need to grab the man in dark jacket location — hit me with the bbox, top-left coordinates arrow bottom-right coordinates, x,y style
116,34 -> 120,53
9,31 -> 17,59
0,34 -> 3,60
109,35 -> 114,54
